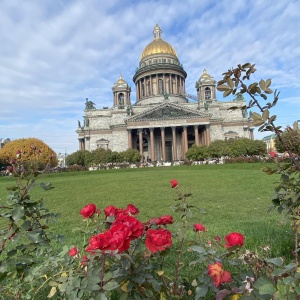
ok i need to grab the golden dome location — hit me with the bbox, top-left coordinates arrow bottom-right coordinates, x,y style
201,68 -> 211,79
115,74 -> 126,85
140,24 -> 178,61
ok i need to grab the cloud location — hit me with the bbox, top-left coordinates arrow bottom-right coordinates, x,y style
0,0 -> 299,153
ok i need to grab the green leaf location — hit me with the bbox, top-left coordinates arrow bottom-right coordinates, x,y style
259,79 -> 266,91
223,89 -> 232,97
226,77 -> 234,89
12,205 -> 25,222
250,112 -> 262,121
217,84 -> 230,91
195,286 -> 208,299
103,281 -> 119,291
189,245 -> 206,254
259,283 -> 276,295
26,230 -> 44,243
265,78 -> 272,88
262,110 -> 269,121
40,182 -> 54,191
265,257 -> 283,266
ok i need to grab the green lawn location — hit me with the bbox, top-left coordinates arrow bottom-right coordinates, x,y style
0,163 -> 293,258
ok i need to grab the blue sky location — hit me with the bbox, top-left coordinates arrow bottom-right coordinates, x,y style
1,0 -> 299,154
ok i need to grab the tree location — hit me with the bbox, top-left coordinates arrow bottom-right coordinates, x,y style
66,150 -> 92,167
121,148 -> 141,163
274,127 -> 300,155
0,138 -> 57,168
186,145 -> 210,160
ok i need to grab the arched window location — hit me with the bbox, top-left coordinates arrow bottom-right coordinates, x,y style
118,93 -> 125,106
205,87 -> 211,100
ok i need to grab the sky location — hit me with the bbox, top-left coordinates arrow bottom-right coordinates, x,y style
1,0 -> 299,154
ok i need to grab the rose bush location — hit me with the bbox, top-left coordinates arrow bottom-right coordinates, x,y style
1,64 -> 299,299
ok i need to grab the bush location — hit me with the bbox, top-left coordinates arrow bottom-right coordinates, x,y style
0,137 -> 57,169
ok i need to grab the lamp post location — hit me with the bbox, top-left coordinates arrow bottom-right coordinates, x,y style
64,147 -> 67,167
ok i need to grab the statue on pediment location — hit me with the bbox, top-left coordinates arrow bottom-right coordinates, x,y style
85,98 -> 96,109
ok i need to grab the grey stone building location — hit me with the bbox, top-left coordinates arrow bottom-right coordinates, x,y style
77,24 -> 253,162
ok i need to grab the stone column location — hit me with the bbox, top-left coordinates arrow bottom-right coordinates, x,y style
179,76 -> 182,95
172,126 -> 177,161
175,75 -> 178,94
194,125 -> 199,146
156,74 -> 158,95
250,128 -> 254,140
135,83 -> 139,101
206,125 -> 211,145
127,129 -> 132,149
138,129 -> 143,160
163,73 -> 166,93
182,126 -> 188,158
150,75 -> 152,95
150,128 -> 155,161
169,74 -> 172,94
161,127 -> 166,161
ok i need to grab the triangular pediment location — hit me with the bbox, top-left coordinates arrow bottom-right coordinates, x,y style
128,103 -> 211,122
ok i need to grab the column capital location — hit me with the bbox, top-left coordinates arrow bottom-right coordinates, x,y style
149,127 -> 154,132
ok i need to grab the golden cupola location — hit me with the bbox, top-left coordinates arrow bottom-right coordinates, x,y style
140,24 -> 178,61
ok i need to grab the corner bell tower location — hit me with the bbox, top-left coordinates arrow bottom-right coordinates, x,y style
195,69 -> 217,102
112,74 -> 131,108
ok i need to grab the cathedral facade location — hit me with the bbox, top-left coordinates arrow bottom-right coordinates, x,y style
77,24 -> 253,162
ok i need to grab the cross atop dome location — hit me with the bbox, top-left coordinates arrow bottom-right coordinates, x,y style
153,23 -> 162,39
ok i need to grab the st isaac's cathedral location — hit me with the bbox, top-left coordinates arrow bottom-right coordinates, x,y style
77,24 -> 253,162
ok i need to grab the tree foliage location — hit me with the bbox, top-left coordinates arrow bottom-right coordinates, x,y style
274,127 -> 300,155
66,148 -> 141,166
186,138 -> 266,160
0,138 -> 57,168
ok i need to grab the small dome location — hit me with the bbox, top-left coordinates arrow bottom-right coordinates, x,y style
200,68 -> 211,79
140,24 -> 178,61
115,74 -> 127,86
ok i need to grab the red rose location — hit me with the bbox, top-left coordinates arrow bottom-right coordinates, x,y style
109,224 -> 131,253
193,223 -> 207,232
69,246 -> 78,257
145,228 -> 172,253
208,262 -> 231,287
214,235 -> 221,242
156,215 -> 174,225
104,205 -> 123,218
124,204 -> 139,216
80,204 -> 97,219
86,232 -> 111,252
170,179 -> 178,188
225,232 -> 245,249
81,255 -> 89,266
113,215 -> 144,240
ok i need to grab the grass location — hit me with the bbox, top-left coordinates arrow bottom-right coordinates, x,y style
0,163 -> 293,257
0,163 -> 294,299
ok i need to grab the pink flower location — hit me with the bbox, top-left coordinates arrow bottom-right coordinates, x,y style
193,223 -> 207,232
170,179 -> 178,188
69,246 -> 79,257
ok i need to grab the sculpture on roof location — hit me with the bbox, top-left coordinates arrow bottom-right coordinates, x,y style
85,98 -> 96,110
